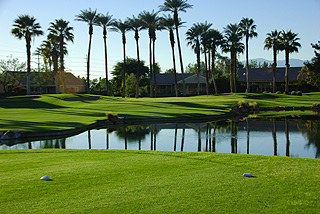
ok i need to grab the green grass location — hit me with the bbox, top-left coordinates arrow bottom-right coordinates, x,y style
0,93 -> 319,131
0,149 -> 319,213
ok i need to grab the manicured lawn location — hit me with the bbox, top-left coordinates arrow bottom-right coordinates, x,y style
0,149 -> 319,213
0,93 -> 319,131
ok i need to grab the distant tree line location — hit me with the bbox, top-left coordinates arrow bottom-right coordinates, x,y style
7,0 -> 319,97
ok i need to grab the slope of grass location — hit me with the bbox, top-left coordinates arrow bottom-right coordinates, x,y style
0,149 -> 319,213
0,93 -> 319,131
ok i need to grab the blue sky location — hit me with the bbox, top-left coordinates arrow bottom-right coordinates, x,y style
0,0 -> 319,79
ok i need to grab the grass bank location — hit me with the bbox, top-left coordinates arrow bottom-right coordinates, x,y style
0,93 -> 319,131
0,149 -> 319,213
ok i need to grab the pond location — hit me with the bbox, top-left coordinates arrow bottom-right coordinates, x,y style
1,115 -> 319,159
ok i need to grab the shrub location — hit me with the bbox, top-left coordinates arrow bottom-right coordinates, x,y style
290,91 -> 297,95
297,91 -> 302,96
263,91 -> 268,93
276,91 -> 281,94
105,112 -> 118,120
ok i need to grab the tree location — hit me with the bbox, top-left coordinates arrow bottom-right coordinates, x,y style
127,16 -> 143,98
75,8 -> 98,93
199,21 -> 213,95
111,58 -> 149,97
264,30 -> 281,93
111,19 -> 130,98
48,19 -> 74,93
239,17 -> 258,93
95,12 -> 115,96
221,23 -> 244,93
186,23 -> 206,95
159,0 -> 193,96
299,41 -> 320,90
204,29 -> 223,94
160,14 -> 183,97
0,55 -> 25,94
11,14 -> 43,95
279,30 -> 301,93
139,10 -> 162,97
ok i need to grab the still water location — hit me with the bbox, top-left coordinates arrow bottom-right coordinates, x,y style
1,116 -> 319,159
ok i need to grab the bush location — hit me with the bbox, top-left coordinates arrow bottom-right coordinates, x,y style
263,91 -> 268,93
290,91 -> 297,95
297,91 -> 302,96
276,91 -> 281,94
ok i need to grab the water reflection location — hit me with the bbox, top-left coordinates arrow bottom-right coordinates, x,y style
1,116 -> 320,159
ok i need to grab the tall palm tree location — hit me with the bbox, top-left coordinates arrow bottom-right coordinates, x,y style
11,14 -> 43,95
199,21 -> 213,95
75,8 -> 98,93
205,29 -> 223,94
95,13 -> 115,96
112,19 -> 130,98
127,16 -> 143,98
48,19 -> 74,93
159,0 -> 193,96
221,23 -> 244,93
279,30 -> 301,93
160,14 -> 183,97
239,17 -> 258,93
186,23 -> 206,95
139,10 -> 162,97
264,30 -> 281,93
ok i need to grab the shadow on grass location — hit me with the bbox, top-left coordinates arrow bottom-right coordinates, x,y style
0,119 -> 85,131
0,99 -> 65,109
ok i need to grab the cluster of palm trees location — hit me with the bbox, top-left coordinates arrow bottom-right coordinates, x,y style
74,0 -> 192,98
11,0 -> 302,96
11,15 -> 74,95
264,30 -> 301,93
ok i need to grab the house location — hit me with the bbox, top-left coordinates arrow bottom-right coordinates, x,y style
155,73 -> 207,96
0,71 -> 85,95
237,67 -> 303,92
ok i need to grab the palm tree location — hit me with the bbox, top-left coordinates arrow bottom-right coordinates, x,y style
159,0 -> 193,96
48,19 -> 74,93
221,23 -> 244,93
205,29 -> 223,94
199,22 -> 213,95
279,30 -> 301,93
11,14 -> 43,95
264,30 -> 281,93
75,8 -> 98,93
95,13 -> 115,96
112,19 -> 130,98
139,10 -> 162,97
160,14 -> 183,97
239,17 -> 258,93
127,16 -> 143,98
186,23 -> 206,95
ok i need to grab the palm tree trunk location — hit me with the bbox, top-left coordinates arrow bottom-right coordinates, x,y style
103,27 -> 109,96
135,32 -> 140,98
26,35 -> 31,95
204,48 -> 209,95
285,49 -> 289,94
174,13 -> 185,96
170,29 -> 178,97
272,48 -> 277,93
196,43 -> 200,96
211,46 -> 218,94
59,35 -> 65,93
149,37 -> 153,97
230,52 -> 234,93
87,28 -> 93,94
122,33 -> 126,98
246,36 -> 250,93
152,37 -> 157,97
